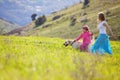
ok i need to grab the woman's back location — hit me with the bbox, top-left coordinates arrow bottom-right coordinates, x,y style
98,21 -> 106,34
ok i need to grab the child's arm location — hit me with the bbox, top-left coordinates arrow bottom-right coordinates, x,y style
72,33 -> 83,44
75,33 -> 83,41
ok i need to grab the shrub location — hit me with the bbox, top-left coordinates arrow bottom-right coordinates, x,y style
35,15 -> 46,27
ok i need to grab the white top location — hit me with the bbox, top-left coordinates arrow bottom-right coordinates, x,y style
98,21 -> 106,34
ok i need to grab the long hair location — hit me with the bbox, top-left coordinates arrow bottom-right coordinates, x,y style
98,12 -> 106,21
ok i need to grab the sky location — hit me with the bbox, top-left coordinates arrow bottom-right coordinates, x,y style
0,0 -> 80,26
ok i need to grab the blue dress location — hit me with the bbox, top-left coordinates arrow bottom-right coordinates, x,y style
91,21 -> 112,54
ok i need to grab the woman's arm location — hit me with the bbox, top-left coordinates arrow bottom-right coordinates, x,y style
104,22 -> 116,39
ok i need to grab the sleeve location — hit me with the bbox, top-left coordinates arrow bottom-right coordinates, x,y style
74,33 -> 83,41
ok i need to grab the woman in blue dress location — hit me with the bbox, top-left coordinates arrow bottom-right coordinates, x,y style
91,12 -> 115,54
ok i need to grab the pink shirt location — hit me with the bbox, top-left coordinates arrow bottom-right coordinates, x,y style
75,31 -> 92,44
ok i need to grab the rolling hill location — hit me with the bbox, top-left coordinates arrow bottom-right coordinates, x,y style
6,0 -> 120,40
0,18 -> 19,34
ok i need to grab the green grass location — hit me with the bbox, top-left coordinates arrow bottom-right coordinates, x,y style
0,36 -> 120,80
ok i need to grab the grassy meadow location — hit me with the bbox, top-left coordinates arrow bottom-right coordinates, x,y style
0,36 -> 120,80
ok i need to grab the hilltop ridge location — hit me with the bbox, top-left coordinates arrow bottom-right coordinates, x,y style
0,18 -> 19,34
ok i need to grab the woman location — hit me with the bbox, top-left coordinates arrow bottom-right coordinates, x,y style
91,12 -> 115,54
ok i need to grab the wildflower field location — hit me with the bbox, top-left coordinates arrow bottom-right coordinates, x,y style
0,36 -> 120,80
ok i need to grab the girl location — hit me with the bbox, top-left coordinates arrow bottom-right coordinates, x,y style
72,25 -> 93,52
91,12 -> 115,54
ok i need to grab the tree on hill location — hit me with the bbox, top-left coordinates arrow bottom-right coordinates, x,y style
31,13 -> 37,21
35,15 -> 46,27
84,0 -> 89,5
82,0 -> 89,9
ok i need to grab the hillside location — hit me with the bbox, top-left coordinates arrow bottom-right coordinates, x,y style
0,18 -> 19,34
7,0 -> 120,39
5,21 -> 35,36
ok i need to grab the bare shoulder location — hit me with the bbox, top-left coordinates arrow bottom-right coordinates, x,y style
103,21 -> 109,27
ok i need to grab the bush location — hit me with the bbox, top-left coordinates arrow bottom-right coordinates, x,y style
35,15 -> 46,27
42,24 -> 52,28
70,16 -> 76,26
52,15 -> 62,21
